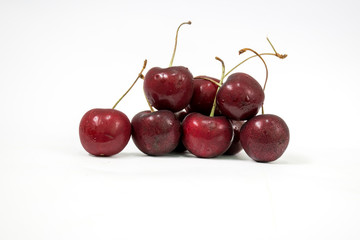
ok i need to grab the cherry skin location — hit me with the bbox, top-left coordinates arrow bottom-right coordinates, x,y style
240,114 -> 290,162
187,76 -> 220,115
216,72 -> 264,120
144,66 -> 194,112
182,113 -> 233,158
224,120 -> 244,155
131,110 -> 181,156
79,108 -> 131,156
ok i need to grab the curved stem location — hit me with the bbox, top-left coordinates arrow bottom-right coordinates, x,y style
112,59 -> 147,109
240,48 -> 268,91
169,21 -> 191,67
224,38 -> 287,78
224,53 -> 286,78
210,57 -> 225,117
194,76 -> 222,87
238,48 -> 268,114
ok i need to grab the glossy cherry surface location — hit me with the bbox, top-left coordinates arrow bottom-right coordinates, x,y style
217,72 -> 264,120
188,76 -> 220,115
224,120 -> 244,155
144,66 -> 194,112
131,110 -> 181,155
79,108 -> 131,156
240,114 -> 289,162
182,113 -> 233,158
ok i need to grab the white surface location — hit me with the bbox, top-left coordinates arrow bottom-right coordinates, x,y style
1,0 -> 360,239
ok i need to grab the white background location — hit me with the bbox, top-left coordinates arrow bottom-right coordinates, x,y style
1,0 -> 360,239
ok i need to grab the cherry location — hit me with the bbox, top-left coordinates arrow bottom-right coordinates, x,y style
216,72 -> 264,120
224,120 -> 244,155
79,109 -> 131,156
239,114 -> 290,162
144,21 -> 194,112
131,110 -> 181,155
187,76 -> 220,115
79,60 -> 147,156
182,57 -> 233,158
182,113 -> 233,158
216,41 -> 287,120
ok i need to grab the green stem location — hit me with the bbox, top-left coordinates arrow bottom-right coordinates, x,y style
238,48 -> 268,114
112,59 -> 147,109
224,38 -> 287,78
210,57 -> 225,117
144,90 -> 155,112
169,21 -> 191,67
224,53 -> 282,78
240,48 -> 268,91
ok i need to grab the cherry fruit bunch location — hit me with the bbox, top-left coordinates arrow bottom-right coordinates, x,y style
79,21 -> 289,163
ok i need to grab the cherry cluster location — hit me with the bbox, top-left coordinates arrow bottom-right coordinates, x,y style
79,21 -> 290,163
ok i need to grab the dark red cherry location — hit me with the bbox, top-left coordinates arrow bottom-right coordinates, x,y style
131,110 -> 181,155
224,120 -> 244,155
188,76 -> 220,115
240,114 -> 290,162
79,108 -> 131,156
182,113 -> 233,158
144,66 -> 194,112
216,72 -> 264,120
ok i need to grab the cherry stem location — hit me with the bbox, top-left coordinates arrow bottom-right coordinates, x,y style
224,38 -> 287,78
169,21 -> 191,67
239,48 -> 268,91
194,76 -> 222,87
210,57 -> 225,117
144,90 -> 155,112
112,59 -> 147,109
238,48 -> 268,114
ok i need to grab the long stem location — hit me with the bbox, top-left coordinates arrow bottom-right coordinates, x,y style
240,48 -> 268,91
224,53 -> 286,78
210,57 -> 225,117
238,48 -> 268,114
112,59 -> 147,109
169,21 -> 191,67
224,38 -> 287,78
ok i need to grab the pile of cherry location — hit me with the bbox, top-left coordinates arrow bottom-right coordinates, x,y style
79,21 -> 290,162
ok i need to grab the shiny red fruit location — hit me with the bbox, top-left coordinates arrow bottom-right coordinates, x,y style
79,108 -> 131,156
188,76 -> 220,115
182,113 -> 233,158
144,66 -> 194,112
217,72 -> 264,120
240,114 -> 290,162
131,110 -> 181,155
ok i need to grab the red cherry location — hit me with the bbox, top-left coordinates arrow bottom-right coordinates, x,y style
143,21 -> 193,112
224,120 -> 244,155
182,113 -> 233,158
144,66 -> 194,112
79,109 -> 131,156
216,72 -> 264,120
240,114 -> 290,162
187,76 -> 220,115
79,60 -> 147,157
131,110 -> 181,155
